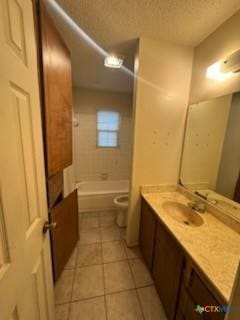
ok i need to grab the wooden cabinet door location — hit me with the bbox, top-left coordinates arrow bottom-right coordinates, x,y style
39,2 -> 72,177
153,222 -> 185,320
185,268 -> 225,320
139,199 -> 157,271
50,190 -> 79,281
177,292 -> 205,320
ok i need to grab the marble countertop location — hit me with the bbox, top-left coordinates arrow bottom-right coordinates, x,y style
142,190 -> 240,302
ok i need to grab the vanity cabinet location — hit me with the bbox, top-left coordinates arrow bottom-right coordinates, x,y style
153,222 -> 185,320
140,197 -> 226,320
177,264 -> 225,320
139,200 -> 157,271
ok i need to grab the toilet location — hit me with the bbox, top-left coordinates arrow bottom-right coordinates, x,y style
113,194 -> 129,227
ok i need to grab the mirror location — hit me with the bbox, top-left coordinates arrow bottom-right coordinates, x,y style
180,91 -> 240,219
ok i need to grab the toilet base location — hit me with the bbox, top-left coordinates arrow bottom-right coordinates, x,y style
116,209 -> 127,227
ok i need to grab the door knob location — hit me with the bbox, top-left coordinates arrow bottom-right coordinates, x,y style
43,221 -> 57,234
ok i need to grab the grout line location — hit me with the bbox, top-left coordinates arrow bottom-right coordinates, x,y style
136,288 -> 146,320
99,224 -> 109,320
71,293 -> 105,304
127,251 -> 146,320
67,286 -> 154,305
67,245 -> 79,320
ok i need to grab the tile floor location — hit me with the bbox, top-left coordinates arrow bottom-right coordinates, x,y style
55,210 -> 167,320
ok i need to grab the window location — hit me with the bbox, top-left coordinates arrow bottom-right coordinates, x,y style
97,111 -> 120,147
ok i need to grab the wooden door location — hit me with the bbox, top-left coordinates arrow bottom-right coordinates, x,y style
50,190 -> 79,281
139,199 -> 157,271
153,222 -> 185,320
0,0 -> 55,318
47,171 -> 64,209
38,1 -> 72,178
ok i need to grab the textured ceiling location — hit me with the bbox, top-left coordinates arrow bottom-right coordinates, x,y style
48,0 -> 240,92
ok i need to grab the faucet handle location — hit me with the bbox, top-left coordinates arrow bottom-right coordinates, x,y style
188,201 -> 206,213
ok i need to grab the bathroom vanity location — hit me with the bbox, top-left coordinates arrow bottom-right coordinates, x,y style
139,190 -> 240,320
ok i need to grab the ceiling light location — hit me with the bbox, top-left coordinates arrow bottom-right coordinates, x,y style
104,55 -> 123,68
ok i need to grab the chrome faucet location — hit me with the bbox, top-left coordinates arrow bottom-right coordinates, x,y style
188,201 -> 206,213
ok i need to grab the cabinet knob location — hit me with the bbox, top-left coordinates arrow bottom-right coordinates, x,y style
43,221 -> 57,234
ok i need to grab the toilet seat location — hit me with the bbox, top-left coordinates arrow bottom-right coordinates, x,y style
113,194 -> 129,227
114,195 -> 128,209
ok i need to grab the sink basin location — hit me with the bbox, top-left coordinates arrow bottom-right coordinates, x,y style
162,201 -> 204,227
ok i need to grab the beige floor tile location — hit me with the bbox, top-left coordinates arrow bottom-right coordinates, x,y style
55,304 -> 70,320
69,296 -> 106,320
99,210 -> 116,217
72,265 -> 104,300
119,228 -> 127,240
78,215 -> 82,231
101,226 -> 121,242
102,241 -> 127,263
100,211 -> 117,227
77,243 -> 102,267
65,247 -> 78,269
129,259 -> 153,288
104,261 -> 135,294
106,290 -> 143,320
83,212 -> 99,218
81,216 -> 99,230
124,243 -> 142,259
79,228 -> 101,244
55,269 -> 74,304
137,286 -> 167,320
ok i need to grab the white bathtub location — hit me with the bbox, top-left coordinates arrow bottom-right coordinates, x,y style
76,180 -> 129,212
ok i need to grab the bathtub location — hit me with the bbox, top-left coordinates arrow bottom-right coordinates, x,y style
76,180 -> 129,212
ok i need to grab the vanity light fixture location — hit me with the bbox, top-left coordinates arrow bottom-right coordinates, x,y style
206,49 -> 240,80
206,61 -> 232,81
221,49 -> 240,73
104,55 -> 123,68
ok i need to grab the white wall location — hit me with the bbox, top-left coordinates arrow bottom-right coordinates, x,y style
128,38 -> 193,246
217,92 -> 240,198
181,94 -> 232,189
63,108 -> 77,197
73,87 -> 133,181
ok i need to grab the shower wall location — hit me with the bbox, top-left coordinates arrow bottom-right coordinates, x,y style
73,87 -> 133,181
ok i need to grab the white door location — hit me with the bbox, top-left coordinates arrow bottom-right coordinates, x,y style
0,0 -> 55,319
